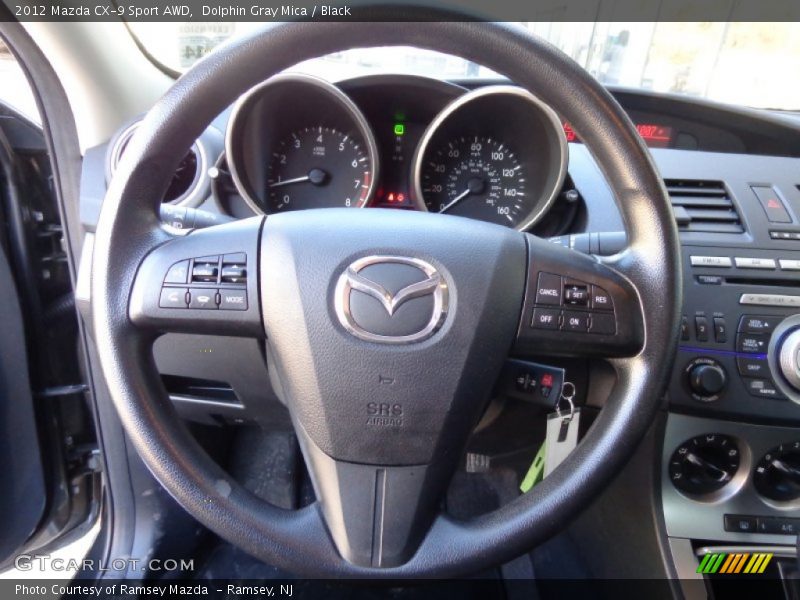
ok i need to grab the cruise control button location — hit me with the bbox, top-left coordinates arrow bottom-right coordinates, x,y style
589,312 -> 616,335
219,289 -> 248,311
737,357 -> 770,377
164,260 -> 190,284
591,285 -> 613,310
562,311 -> 589,332
737,333 -> 769,353
221,265 -> 247,284
189,288 -> 218,310
531,308 -> 559,330
563,283 -> 589,306
535,272 -> 562,306
159,287 -> 188,309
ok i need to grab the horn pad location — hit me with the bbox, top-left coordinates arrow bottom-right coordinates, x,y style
261,208 -> 526,466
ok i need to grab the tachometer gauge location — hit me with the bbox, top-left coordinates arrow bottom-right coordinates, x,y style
225,74 -> 379,215
267,126 -> 372,211
419,135 -> 526,227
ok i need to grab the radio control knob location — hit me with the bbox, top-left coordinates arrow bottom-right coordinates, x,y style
778,329 -> 800,392
689,364 -> 727,399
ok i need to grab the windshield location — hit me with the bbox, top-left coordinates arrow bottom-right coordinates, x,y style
129,22 -> 800,110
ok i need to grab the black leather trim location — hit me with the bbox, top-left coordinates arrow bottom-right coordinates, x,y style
92,19 -> 680,576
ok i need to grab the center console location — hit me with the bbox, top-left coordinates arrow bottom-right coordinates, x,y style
650,155 -> 800,593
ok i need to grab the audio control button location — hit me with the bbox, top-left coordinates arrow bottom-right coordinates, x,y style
738,315 -> 779,333
737,333 -> 769,353
744,378 -> 786,400
737,357 -> 770,378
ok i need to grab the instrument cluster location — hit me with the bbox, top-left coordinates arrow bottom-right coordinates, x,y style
224,74 -> 571,231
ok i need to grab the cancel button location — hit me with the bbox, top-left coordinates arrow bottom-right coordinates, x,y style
535,272 -> 562,306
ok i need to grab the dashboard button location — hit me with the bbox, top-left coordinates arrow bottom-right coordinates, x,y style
219,289 -> 248,311
680,316 -> 690,341
591,285 -> 613,311
222,253 -> 247,265
192,261 -> 219,283
531,308 -> 559,330
690,256 -> 732,267
189,288 -> 218,310
724,514 -> 757,534
779,259 -> 800,271
694,316 -> 709,341
744,378 -> 785,400
757,517 -> 800,535
159,287 -> 188,309
713,317 -> 727,343
737,333 -> 769,353
734,257 -> 776,269
563,283 -> 589,306
740,293 -> 800,308
164,260 -> 190,284
738,315 -> 779,333
589,313 -> 616,335
752,186 -> 792,224
737,357 -> 770,377
696,275 -> 723,285
562,311 -> 589,332
221,265 -> 247,284
535,272 -> 562,306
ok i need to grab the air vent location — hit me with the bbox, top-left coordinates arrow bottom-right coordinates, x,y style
108,120 -> 206,206
665,179 -> 744,234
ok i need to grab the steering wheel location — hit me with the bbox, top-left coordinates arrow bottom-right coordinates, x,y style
93,20 -> 681,577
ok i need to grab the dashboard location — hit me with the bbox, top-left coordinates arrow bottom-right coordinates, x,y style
78,72 -> 800,586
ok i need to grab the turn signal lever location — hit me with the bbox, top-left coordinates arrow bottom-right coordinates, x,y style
160,204 -> 235,230
548,231 -> 626,256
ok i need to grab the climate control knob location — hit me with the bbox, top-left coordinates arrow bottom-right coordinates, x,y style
669,434 -> 741,496
684,358 -> 727,401
755,442 -> 800,503
778,329 -> 800,392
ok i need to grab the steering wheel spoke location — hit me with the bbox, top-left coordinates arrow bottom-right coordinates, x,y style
129,217 -> 265,338
514,234 -> 645,358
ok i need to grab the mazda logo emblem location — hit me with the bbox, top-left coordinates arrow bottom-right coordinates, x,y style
334,256 -> 449,344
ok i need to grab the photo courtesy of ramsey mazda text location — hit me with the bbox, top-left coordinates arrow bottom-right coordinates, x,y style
0,1 -> 799,598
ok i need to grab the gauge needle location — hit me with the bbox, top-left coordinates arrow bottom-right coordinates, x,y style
438,177 -> 485,213
269,168 -> 328,189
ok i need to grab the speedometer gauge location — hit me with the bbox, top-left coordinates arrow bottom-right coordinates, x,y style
420,135 -> 526,227
412,86 -> 568,231
267,126 -> 371,211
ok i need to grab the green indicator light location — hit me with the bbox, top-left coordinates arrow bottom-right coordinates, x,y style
394,123 -> 405,136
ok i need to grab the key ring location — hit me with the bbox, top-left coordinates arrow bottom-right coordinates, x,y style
554,381 -> 576,422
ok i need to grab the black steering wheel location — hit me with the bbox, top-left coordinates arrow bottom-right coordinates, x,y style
93,20 -> 681,577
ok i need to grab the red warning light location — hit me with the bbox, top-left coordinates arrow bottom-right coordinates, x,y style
541,373 -> 554,388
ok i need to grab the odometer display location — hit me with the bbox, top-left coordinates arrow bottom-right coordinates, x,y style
420,135 -> 527,227
267,126 -> 372,211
